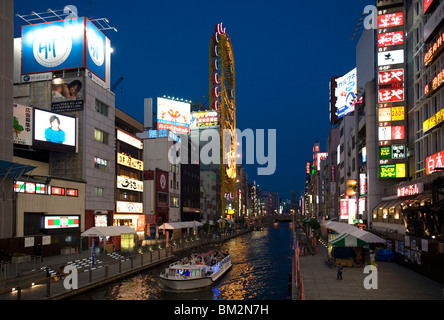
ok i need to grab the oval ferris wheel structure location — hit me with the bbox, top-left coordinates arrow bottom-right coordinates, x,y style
209,23 -> 237,218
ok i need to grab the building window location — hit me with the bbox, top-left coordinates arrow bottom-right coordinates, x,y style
95,128 -> 109,144
94,156 -> 109,171
170,194 -> 179,208
95,99 -> 109,117
94,187 -> 104,197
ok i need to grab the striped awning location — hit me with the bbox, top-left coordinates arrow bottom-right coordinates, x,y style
330,233 -> 369,247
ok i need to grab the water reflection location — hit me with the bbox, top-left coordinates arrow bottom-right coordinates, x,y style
75,222 -> 292,300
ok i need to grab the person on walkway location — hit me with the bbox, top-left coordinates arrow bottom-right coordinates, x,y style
337,263 -> 343,280
370,250 -> 376,266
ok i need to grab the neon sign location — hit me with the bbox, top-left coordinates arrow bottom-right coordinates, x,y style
424,69 -> 444,97
378,12 -> 404,28
378,31 -> 404,48
426,150 -> 444,175
397,183 -> 424,197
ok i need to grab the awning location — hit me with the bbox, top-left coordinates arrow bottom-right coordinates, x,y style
330,233 -> 369,247
0,160 -> 36,179
323,221 -> 386,244
158,221 -> 204,230
81,226 -> 138,237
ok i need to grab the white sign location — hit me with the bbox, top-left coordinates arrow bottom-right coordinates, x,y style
21,72 -> 52,83
116,201 -> 143,213
335,68 -> 357,119
117,176 -> 143,192
378,49 -> 404,66
117,129 -> 143,149
157,97 -> 191,134
13,104 -> 33,146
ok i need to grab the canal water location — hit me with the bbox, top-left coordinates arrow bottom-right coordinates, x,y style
74,222 -> 293,300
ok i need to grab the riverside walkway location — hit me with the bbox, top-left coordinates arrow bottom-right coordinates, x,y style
298,239 -> 444,300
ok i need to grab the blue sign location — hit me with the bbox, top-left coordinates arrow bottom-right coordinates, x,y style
22,18 -> 85,74
86,19 -> 106,80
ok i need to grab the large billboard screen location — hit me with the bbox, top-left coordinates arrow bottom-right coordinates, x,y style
51,77 -> 84,112
22,18 -> 85,75
86,19 -> 106,80
335,68 -> 357,119
33,108 -> 77,153
21,18 -> 108,81
157,97 -> 191,134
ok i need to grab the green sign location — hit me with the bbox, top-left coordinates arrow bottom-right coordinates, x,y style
379,146 -> 392,159
380,165 -> 396,178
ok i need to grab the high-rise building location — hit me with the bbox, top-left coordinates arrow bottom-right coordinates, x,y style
0,0 -> 14,239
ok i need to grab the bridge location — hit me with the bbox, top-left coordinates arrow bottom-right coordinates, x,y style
272,214 -> 294,222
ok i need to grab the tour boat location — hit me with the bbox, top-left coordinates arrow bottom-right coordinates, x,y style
159,251 -> 231,290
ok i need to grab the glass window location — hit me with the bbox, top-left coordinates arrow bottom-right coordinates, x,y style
94,187 -> 104,197
95,99 -> 109,117
95,128 -> 108,144
94,156 -> 109,171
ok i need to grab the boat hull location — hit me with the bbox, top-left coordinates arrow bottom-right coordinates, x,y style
159,259 -> 232,290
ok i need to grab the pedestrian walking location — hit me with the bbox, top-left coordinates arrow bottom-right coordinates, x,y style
370,250 -> 376,266
337,263 -> 343,280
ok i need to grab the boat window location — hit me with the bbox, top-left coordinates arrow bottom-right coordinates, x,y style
192,270 -> 200,277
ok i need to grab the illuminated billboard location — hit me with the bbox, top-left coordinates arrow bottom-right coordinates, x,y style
13,104 -> 33,146
378,88 -> 404,103
51,77 -> 84,112
335,68 -> 357,119
22,18 -> 85,75
33,108 -> 77,153
380,163 -> 405,178
426,150 -> 444,175
378,69 -> 404,85
44,216 -> 80,229
378,31 -> 404,48
86,19 -> 106,80
378,12 -> 404,29
190,111 -> 219,128
157,97 -> 191,134
21,17 -> 108,80
378,49 -> 404,66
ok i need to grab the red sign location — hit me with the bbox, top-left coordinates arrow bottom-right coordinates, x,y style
378,31 -> 404,48
379,88 -> 404,103
378,12 -> 404,29
143,170 -> 154,180
50,186 -> 65,196
397,183 -> 424,197
340,199 -> 348,218
426,150 -> 444,175
391,126 -> 405,140
66,188 -> 78,197
424,0 -> 435,13
379,69 -> 404,85
330,166 -> 337,182
156,169 -> 169,192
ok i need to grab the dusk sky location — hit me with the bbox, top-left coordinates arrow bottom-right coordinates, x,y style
14,0 -> 373,201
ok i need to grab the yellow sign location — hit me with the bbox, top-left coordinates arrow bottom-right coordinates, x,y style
391,106 -> 405,121
423,108 -> 444,133
117,153 -> 143,171
396,163 -> 405,178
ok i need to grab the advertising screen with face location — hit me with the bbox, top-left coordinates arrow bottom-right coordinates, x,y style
33,108 -> 77,152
